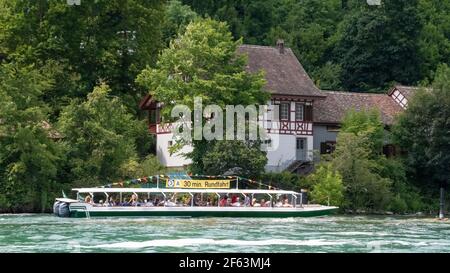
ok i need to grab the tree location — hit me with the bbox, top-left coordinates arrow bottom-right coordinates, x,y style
119,155 -> 166,179
137,18 -> 269,173
57,83 -> 149,187
393,64 -> 450,190
309,164 -> 344,207
327,109 -> 396,211
0,63 -> 62,212
181,0 -> 450,91
331,133 -> 392,211
334,0 -> 422,91
340,108 -> 384,155
417,0 -> 450,81
182,0 -> 275,44
0,0 -> 166,112
162,0 -> 198,45
202,141 -> 267,178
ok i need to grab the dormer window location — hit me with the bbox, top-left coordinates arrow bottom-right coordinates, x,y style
391,89 -> 408,109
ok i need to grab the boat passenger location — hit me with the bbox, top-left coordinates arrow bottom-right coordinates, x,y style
243,195 -> 251,207
231,197 -> 241,207
108,197 -> 115,206
84,195 -> 93,204
282,198 -> 293,207
274,199 -> 283,207
252,198 -> 260,207
206,197 -> 212,206
129,194 -> 139,206
219,196 -> 227,207
231,195 -> 237,204
144,199 -> 154,207
260,199 -> 266,207
226,197 -> 232,207
164,199 -> 177,207
156,198 -> 165,206
194,195 -> 202,206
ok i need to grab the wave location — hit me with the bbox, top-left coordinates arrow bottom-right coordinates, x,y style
87,238 -> 348,249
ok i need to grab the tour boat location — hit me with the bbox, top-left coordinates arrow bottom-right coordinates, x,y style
53,175 -> 338,218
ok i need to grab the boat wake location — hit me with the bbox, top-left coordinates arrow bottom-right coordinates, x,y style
86,238 -> 348,249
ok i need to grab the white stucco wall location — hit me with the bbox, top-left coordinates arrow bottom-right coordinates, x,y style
265,134 -> 313,172
156,133 -> 192,167
157,132 -> 313,171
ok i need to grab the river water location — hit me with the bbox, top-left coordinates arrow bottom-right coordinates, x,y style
0,214 -> 449,253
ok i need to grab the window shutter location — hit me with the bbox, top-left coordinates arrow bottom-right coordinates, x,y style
304,105 -> 313,121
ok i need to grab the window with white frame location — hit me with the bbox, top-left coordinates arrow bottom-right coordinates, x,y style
295,103 -> 304,121
280,103 -> 289,120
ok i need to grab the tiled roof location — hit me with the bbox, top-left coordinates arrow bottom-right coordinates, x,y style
314,91 -> 404,125
238,45 -> 325,98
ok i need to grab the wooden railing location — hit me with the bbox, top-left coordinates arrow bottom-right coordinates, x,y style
263,120 -> 313,135
151,120 -> 313,135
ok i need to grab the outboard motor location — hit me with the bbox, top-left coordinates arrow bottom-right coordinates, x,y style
53,201 -> 61,217
58,202 -> 70,217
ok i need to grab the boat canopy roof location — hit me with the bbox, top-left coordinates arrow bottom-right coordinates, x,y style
72,188 -> 299,195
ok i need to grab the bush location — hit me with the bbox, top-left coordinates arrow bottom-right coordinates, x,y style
259,171 -> 311,192
119,155 -> 166,179
309,165 -> 344,206
388,195 -> 408,214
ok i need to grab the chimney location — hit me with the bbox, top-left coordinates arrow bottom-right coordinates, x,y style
276,39 -> 285,54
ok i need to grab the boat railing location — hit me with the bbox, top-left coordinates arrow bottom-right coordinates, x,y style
71,186 -> 309,209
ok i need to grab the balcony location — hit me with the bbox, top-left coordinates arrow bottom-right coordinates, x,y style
152,120 -> 313,136
263,120 -> 313,135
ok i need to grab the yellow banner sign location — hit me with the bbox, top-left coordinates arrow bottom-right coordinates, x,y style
166,179 -> 231,189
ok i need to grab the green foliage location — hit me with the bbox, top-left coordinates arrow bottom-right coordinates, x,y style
325,109 -> 428,213
259,171 -> 309,192
0,63 -> 62,212
377,156 -> 425,213
331,133 -> 393,211
57,83 -> 147,187
119,155 -> 166,179
393,64 -> 450,189
334,0 -> 422,91
417,0 -> 450,80
312,62 -> 342,90
183,0 -> 450,91
0,0 -> 166,111
340,108 -> 385,155
162,0 -> 198,45
202,141 -> 267,178
137,18 -> 268,112
309,164 -> 344,207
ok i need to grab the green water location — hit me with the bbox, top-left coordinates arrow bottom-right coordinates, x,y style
0,214 -> 449,253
